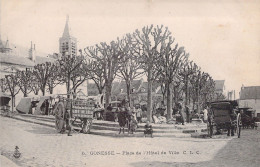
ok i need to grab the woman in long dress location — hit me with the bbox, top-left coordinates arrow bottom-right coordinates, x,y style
118,103 -> 127,134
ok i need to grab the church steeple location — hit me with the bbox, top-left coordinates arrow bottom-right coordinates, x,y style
59,16 -> 77,56
62,15 -> 72,38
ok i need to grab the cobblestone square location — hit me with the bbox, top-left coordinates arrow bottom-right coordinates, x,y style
1,116 -> 260,167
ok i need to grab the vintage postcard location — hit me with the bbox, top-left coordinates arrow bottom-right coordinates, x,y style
0,0 -> 259,167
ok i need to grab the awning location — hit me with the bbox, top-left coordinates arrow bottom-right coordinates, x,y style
35,96 -> 51,115
16,98 -> 32,114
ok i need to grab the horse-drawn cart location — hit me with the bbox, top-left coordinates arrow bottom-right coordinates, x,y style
54,94 -> 95,134
208,100 -> 242,138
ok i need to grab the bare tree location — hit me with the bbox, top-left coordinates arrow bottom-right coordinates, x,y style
179,61 -> 198,107
190,70 -> 214,113
16,69 -> 32,97
84,56 -> 105,94
5,74 -> 20,112
200,75 -> 215,105
33,62 -> 57,96
133,25 -> 174,121
71,65 -> 89,93
117,34 -> 144,104
46,62 -> 61,94
56,53 -> 85,96
156,38 -> 188,120
85,40 -> 122,110
31,77 -> 40,95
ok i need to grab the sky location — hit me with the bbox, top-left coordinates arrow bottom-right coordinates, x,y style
1,0 -> 260,97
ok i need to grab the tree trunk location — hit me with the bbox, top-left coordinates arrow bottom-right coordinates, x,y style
184,76 -> 188,106
50,87 -> 53,94
11,96 -> 14,112
42,88 -> 45,96
67,73 -> 71,98
126,81 -> 131,106
173,86 -> 178,105
14,96 -> 16,107
166,82 -> 172,120
147,68 -> 153,122
161,84 -> 166,104
105,81 -> 112,111
197,88 -> 200,114
24,87 -> 28,97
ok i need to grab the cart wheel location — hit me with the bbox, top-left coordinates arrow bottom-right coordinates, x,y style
55,102 -> 66,133
82,119 -> 92,134
237,113 -> 242,138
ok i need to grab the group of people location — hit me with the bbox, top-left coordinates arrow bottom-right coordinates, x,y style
116,99 -> 139,134
116,99 -> 153,137
174,99 -> 192,125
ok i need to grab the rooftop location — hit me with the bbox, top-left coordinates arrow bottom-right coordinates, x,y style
214,80 -> 225,91
240,86 -> 260,100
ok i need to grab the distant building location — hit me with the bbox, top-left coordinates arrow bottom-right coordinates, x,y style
87,79 -> 163,106
0,41 -> 56,78
214,80 -> 226,100
214,80 -> 225,94
239,86 -> 260,117
0,14 -> 84,104
0,6 -> 55,77
59,16 -> 77,57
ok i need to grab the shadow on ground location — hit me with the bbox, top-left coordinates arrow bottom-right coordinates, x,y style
25,125 -> 61,135
25,125 -> 83,136
130,129 -> 260,167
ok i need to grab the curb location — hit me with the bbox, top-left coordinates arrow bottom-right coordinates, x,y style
10,115 -> 55,128
2,115 -> 207,138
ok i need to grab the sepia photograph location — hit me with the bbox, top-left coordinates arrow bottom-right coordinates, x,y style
0,0 -> 259,166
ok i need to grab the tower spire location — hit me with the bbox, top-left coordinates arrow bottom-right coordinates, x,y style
59,16 -> 77,56
62,15 -> 71,38
66,15 -> 69,22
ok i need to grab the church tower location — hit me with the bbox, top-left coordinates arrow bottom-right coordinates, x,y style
59,16 -> 77,56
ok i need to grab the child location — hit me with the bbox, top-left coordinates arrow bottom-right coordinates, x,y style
144,121 -> 153,137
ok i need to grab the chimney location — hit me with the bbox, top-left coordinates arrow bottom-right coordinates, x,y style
29,41 -> 36,62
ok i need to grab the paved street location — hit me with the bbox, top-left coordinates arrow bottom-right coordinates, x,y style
0,116 -> 259,167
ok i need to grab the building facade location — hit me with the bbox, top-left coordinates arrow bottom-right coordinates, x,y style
239,86 -> 260,117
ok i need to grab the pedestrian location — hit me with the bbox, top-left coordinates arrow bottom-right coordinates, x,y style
118,103 -> 127,134
136,106 -> 142,123
177,99 -> 185,125
107,103 -> 113,112
203,106 -> 208,123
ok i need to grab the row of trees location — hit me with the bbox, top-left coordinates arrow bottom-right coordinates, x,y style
1,25 -> 218,121
85,25 -> 216,121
